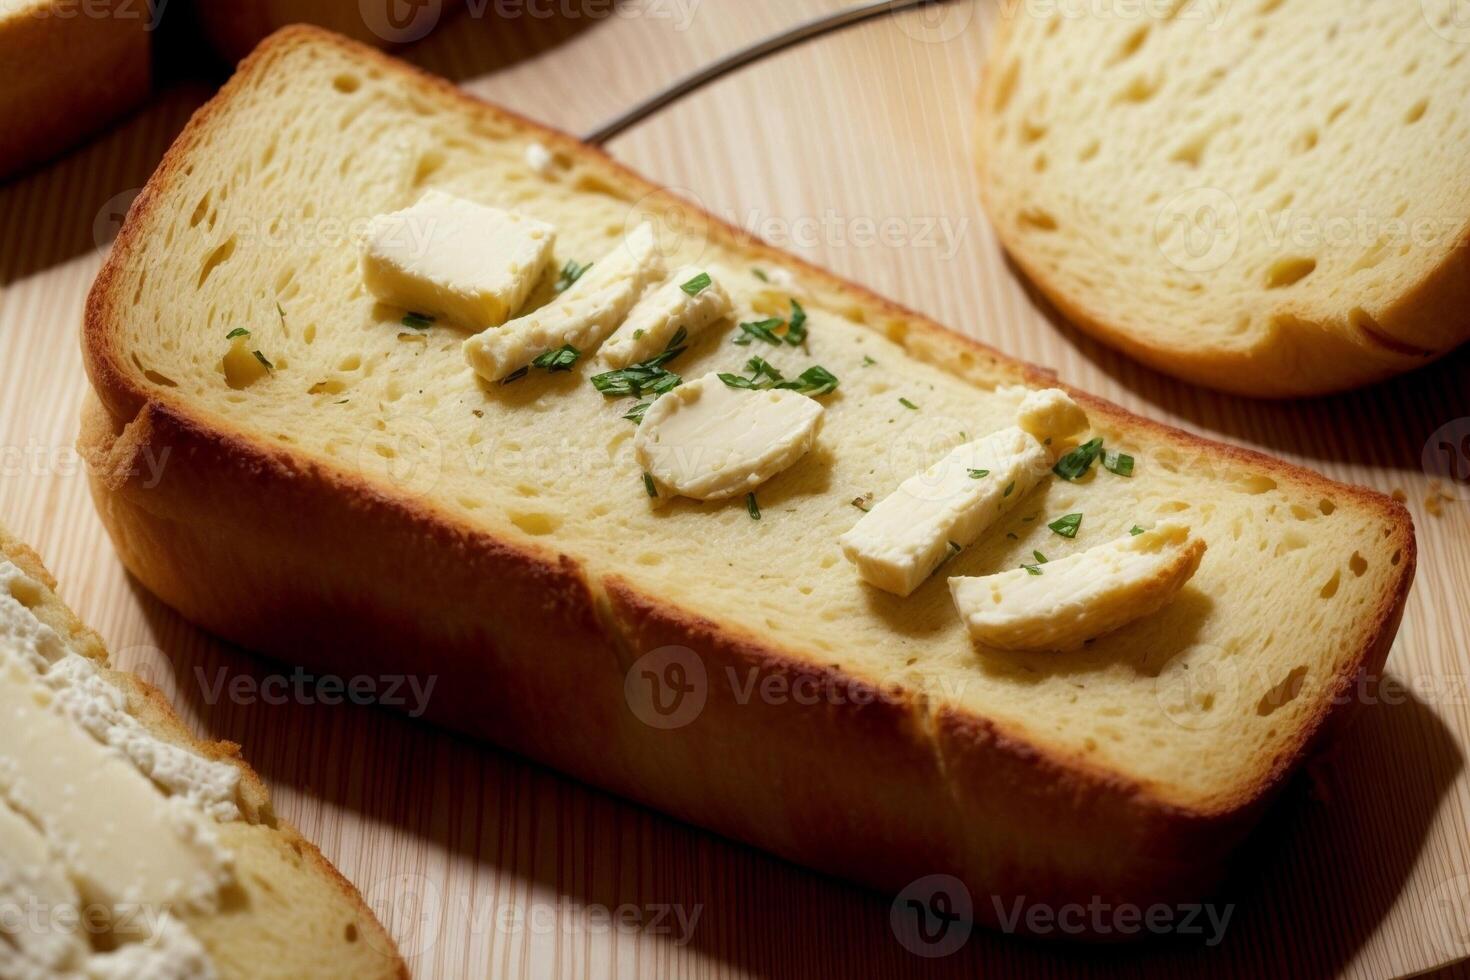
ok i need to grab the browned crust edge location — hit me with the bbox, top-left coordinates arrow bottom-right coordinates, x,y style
971,12 -> 1470,398
0,525 -> 409,979
79,24 -> 1415,883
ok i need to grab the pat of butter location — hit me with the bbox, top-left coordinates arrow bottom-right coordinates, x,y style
0,797 -> 91,972
635,373 -> 823,500
949,523 -> 1206,651
362,189 -> 556,329
600,266 -> 731,368
463,222 -> 665,382
839,388 -> 1088,596
839,426 -> 1051,596
0,559 -> 235,914
0,657 -> 233,911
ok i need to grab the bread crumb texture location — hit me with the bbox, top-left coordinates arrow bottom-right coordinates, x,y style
978,0 -> 1470,394
102,33 -> 1408,810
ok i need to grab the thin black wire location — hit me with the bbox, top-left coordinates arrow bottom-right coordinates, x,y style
581,0 -> 952,145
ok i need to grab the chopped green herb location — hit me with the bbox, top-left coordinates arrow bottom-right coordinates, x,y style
1048,513 -> 1083,538
718,356 -> 784,390
1053,437 -> 1104,481
1006,532 -> 1019,540
752,268 -> 769,282
501,366 -> 529,385
746,492 -> 761,520
623,401 -> 652,424
784,299 -> 807,345
968,469 -> 990,479
531,344 -> 580,372
733,318 -> 784,346
1003,481 -> 1015,497
335,398 -> 349,404
680,272 -> 712,295
899,397 -> 918,410
554,259 -> 591,294
1129,524 -> 1146,536
775,365 -> 839,396
862,355 -> 876,367
1032,550 -> 1049,564
225,327 -> 250,340
633,328 -> 645,340
401,312 -> 434,330
252,351 -> 273,371
1022,563 -> 1043,576
1103,450 -> 1135,477
643,473 -> 657,498
945,540 -> 961,560
590,331 -> 687,398
276,302 -> 287,322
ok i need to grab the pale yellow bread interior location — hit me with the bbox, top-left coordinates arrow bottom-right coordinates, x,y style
89,29 -> 1413,813
976,0 -> 1470,395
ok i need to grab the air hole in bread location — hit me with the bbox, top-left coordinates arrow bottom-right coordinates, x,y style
509,512 -> 560,536
1264,256 -> 1316,289
636,552 -> 664,566
1078,139 -> 1100,163
1293,128 -> 1319,153
1018,208 -> 1058,232
412,151 -> 446,188
189,192 -> 210,228
1325,101 -> 1352,126
1405,98 -> 1428,124
197,236 -> 238,288
1256,666 -> 1307,716
1274,531 -> 1307,556
1349,551 -> 1368,576
1319,570 -> 1341,599
1318,499 -> 1336,515
308,378 -> 346,396
1115,73 -> 1162,104
332,73 -> 361,94
1111,24 -> 1150,65
303,324 -> 317,345
338,354 -> 362,372
1391,549 -> 1402,566
345,923 -> 359,943
1238,475 -> 1277,494
992,60 -> 1020,112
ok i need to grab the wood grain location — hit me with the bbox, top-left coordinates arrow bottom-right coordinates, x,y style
2,2 -> 1468,976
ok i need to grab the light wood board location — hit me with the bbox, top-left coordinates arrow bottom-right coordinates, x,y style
1,2 -> 1468,976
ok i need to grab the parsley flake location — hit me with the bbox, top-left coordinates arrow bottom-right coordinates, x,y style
401,312 -> 434,330
531,344 -> 580,372
680,272 -> 712,295
899,397 -> 918,410
554,260 -> 591,294
746,492 -> 761,520
225,327 -> 250,340
1048,513 -> 1083,538
1103,450 -> 1135,477
968,469 -> 990,479
1054,438 -> 1104,481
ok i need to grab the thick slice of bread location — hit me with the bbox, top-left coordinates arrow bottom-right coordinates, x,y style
80,27 -> 1415,934
975,1 -> 1470,396
0,526 -> 406,978
0,0 -> 151,179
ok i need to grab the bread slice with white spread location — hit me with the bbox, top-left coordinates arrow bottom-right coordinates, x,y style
975,0 -> 1470,396
79,27 -> 1415,937
0,526 -> 405,978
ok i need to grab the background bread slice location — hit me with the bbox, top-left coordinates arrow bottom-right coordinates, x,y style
975,0 -> 1470,397
194,0 -> 460,62
80,27 -> 1414,932
0,0 -> 150,179
0,525 -> 406,978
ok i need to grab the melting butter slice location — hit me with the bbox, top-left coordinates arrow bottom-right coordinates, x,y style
839,388 -> 1089,596
600,266 -> 731,368
362,189 -> 556,329
949,523 -> 1206,652
464,222 -> 665,382
635,373 -> 823,501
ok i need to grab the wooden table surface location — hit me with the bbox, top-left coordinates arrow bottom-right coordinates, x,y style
2,2 -> 1468,976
